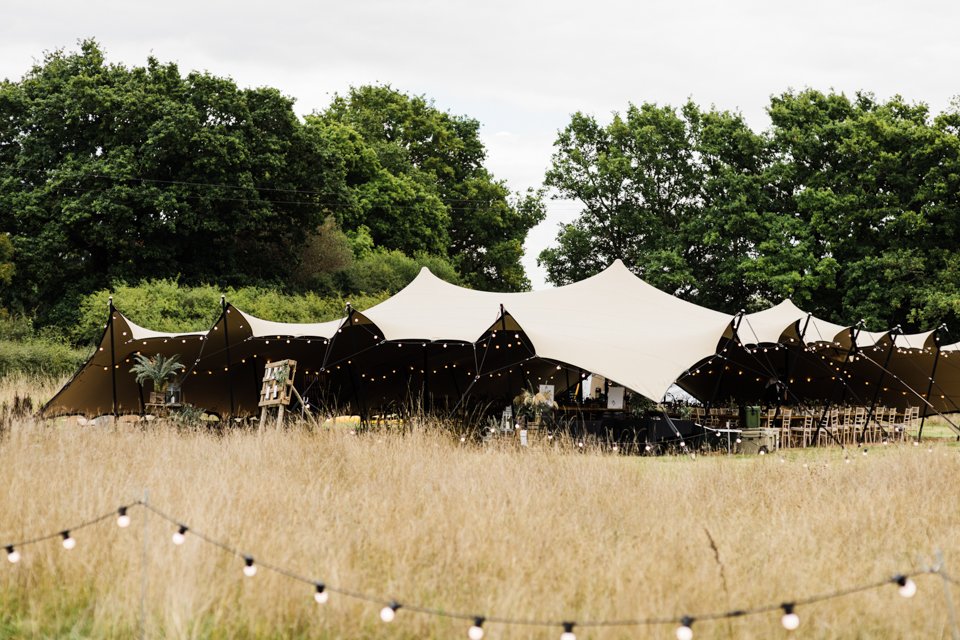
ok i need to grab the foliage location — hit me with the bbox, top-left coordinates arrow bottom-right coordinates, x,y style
336,248 -> 461,295
0,313 -> 88,376
0,340 -> 88,377
512,387 -> 558,419
73,280 -> 391,345
0,40 -> 353,325
0,233 -> 13,287
0,44 -> 543,327
314,85 -> 546,291
128,353 -> 185,392
541,91 -> 960,331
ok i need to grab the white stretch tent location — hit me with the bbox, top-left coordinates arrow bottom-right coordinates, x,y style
42,261 -> 960,418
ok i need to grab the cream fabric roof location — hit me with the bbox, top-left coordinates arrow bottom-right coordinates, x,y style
738,300 -> 806,345
360,260 -> 735,400
43,260 -> 958,418
234,307 -> 344,340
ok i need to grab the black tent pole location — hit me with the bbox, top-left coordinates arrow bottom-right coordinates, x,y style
108,296 -> 118,420
423,342 -> 431,414
861,325 -> 901,443
706,311 -> 744,417
221,295 -> 236,420
918,325 -> 946,442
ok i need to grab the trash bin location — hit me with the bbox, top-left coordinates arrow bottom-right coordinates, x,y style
743,405 -> 761,429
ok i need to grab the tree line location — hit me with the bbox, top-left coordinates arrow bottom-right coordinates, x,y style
0,40 -> 544,331
541,93 -> 960,332
2,40 -> 958,341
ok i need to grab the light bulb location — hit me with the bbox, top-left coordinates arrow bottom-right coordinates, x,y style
560,622 -> 576,640
781,603 -> 799,630
5,545 -> 20,563
782,613 -> 800,630
314,583 -> 329,604
380,603 -> 399,622
243,556 -> 257,577
61,532 -> 76,550
897,576 -> 917,598
117,507 -> 131,528
676,617 -> 694,640
468,617 -> 485,639
172,525 -> 187,545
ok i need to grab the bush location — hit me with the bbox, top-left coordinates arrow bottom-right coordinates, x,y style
337,249 -> 461,294
0,340 -> 90,377
73,281 -> 392,346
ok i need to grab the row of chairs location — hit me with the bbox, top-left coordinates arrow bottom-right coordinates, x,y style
763,406 -> 922,447
690,405 -> 923,448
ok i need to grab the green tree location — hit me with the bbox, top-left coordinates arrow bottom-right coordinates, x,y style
541,92 -> 960,330
0,233 -> 13,287
767,90 -> 960,329
0,40 -> 342,325
540,102 -> 772,311
314,85 -> 545,290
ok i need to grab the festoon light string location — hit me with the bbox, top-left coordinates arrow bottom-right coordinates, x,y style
1,499 -> 952,638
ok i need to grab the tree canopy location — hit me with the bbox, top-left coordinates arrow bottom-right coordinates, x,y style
313,85 -> 545,291
540,91 -> 960,331
0,42 -> 544,332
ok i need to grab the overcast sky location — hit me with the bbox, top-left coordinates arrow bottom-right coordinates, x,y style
3,1 -> 959,288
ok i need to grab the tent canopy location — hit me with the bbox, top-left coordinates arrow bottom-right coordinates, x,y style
42,262 -> 958,418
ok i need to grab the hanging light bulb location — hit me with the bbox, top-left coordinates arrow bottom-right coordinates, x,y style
116,507 -> 131,528
468,617 -> 485,639
380,602 -> 399,622
243,556 -> 257,577
895,575 -> 917,598
172,525 -> 188,545
560,621 -> 576,640
781,603 -> 800,630
314,582 -> 329,604
61,531 -> 76,550
5,545 -> 20,563
676,617 -> 694,640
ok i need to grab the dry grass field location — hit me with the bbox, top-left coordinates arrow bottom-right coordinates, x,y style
2,374 -> 960,639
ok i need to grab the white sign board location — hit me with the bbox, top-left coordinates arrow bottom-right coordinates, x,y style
538,384 -> 555,403
607,386 -> 625,409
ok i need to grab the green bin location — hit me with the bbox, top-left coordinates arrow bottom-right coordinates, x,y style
743,405 -> 761,429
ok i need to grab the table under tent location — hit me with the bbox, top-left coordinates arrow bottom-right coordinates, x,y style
42,261 -> 960,452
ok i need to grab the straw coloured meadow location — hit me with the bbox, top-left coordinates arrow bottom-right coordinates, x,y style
2,375 -> 960,639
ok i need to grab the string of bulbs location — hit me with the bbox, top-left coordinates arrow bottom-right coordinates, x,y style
1,500 -> 947,639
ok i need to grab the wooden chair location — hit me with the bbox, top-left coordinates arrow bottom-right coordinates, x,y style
778,408 -> 793,448
819,408 -> 840,446
791,411 -> 815,448
761,407 -> 777,430
852,407 -> 867,444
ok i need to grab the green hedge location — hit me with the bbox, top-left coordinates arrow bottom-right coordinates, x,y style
0,339 -> 90,377
73,281 -> 391,346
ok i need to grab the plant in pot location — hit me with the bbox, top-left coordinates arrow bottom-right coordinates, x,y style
513,387 -> 558,427
130,353 -> 186,405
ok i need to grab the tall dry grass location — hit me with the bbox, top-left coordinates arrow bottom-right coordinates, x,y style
1,379 -> 959,638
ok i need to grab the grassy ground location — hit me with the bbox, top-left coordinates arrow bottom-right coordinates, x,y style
2,375 -> 960,638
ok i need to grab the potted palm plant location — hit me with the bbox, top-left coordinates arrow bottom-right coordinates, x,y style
130,353 -> 186,405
